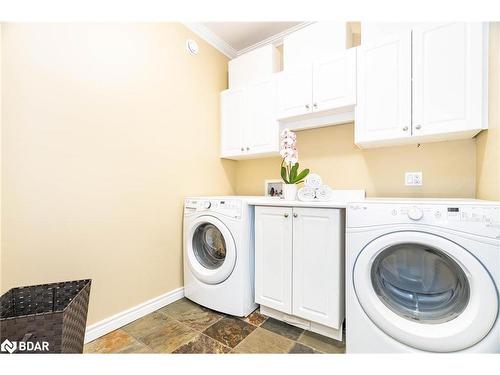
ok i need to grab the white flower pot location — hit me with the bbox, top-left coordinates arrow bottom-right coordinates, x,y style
283,184 -> 297,201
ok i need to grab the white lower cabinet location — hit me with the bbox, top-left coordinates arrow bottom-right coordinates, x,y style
254,206 -> 293,314
255,205 -> 345,340
292,208 -> 344,328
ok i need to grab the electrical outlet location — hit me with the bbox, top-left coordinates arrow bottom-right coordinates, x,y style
405,172 -> 423,186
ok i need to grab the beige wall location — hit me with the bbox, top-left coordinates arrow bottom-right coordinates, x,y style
1,23 -> 235,324
0,24 -> 3,289
476,22 -> 500,201
235,124 -> 476,198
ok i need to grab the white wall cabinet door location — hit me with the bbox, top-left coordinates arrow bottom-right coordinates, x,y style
412,22 -> 487,137
292,208 -> 344,329
245,78 -> 279,154
228,44 -> 281,89
220,88 -> 246,158
355,31 -> 412,146
255,206 -> 293,314
283,22 -> 347,70
313,48 -> 357,112
276,67 -> 313,120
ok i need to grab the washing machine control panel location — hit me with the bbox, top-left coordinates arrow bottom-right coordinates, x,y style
348,202 -> 500,239
184,199 -> 243,219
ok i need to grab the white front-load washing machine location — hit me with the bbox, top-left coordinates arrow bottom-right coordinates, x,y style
346,199 -> 500,353
183,196 -> 257,317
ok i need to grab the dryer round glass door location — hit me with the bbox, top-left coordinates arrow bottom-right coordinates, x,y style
187,216 -> 236,285
371,243 -> 470,324
353,231 -> 498,352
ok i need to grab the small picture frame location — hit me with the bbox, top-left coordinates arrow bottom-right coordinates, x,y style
264,179 -> 284,198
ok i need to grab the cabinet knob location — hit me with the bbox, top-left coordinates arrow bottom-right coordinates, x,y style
284,213 -> 289,218
246,147 -> 250,151
415,124 -> 422,130
305,104 -> 310,109
402,126 -> 408,131
313,103 -> 317,108
241,147 -> 244,151
293,213 -> 298,218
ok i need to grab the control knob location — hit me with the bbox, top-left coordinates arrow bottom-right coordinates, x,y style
203,201 -> 212,209
408,206 -> 423,221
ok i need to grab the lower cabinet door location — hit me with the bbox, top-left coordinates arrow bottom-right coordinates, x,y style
292,207 -> 343,328
255,206 -> 293,314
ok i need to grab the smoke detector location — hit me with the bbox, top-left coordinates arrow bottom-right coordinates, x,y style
186,39 -> 199,55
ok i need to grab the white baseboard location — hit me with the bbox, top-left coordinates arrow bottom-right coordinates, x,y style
84,287 -> 184,344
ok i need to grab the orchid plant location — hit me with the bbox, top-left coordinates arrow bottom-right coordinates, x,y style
280,128 -> 309,184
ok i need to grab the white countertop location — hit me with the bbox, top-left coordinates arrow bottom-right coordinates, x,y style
246,197 -> 500,208
246,189 -> 366,208
246,197 -> 350,208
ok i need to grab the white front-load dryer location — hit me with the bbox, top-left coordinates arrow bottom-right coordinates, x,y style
183,197 -> 257,317
346,199 -> 500,353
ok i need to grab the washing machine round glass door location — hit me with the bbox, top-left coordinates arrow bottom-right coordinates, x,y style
353,231 -> 498,352
187,215 -> 236,285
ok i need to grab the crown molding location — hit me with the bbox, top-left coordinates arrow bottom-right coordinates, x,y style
183,22 -> 238,58
183,22 -> 315,60
236,22 -> 314,56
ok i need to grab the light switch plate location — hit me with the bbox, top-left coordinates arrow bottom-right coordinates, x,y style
405,172 -> 423,186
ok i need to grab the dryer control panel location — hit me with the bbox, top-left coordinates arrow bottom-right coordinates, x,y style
347,202 -> 500,239
184,198 -> 243,219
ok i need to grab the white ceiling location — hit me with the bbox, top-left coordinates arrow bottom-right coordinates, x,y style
203,22 -> 304,52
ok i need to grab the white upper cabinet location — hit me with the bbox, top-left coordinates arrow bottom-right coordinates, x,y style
361,22 -> 418,44
412,23 -> 487,137
220,77 -> 279,160
276,66 -> 313,119
245,78 -> 279,155
228,44 -> 281,89
276,22 -> 357,130
313,48 -> 357,113
221,45 -> 281,160
283,22 -> 347,70
355,22 -> 488,148
220,88 -> 246,157
276,48 -> 357,130
355,31 -> 412,145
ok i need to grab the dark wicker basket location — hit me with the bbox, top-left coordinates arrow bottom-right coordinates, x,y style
0,279 -> 91,354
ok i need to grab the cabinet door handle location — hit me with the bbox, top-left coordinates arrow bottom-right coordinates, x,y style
246,147 -> 250,151
241,147 -> 244,151
293,213 -> 298,218
305,104 -> 310,110
284,213 -> 289,218
402,126 -> 408,131
415,124 -> 422,130
313,103 -> 317,108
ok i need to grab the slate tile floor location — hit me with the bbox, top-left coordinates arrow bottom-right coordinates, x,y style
84,298 -> 346,354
